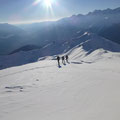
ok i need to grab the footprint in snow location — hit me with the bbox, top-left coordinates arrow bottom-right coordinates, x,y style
5,86 -> 23,89
5,86 -> 24,93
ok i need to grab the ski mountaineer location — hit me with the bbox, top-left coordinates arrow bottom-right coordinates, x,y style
57,56 -> 60,66
62,56 -> 65,65
66,55 -> 69,63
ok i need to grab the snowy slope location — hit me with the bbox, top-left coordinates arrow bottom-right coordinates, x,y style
0,32 -> 120,70
0,55 -> 120,120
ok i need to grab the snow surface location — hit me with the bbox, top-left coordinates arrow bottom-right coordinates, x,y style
0,49 -> 120,120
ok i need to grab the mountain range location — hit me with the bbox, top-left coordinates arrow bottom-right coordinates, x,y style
0,7 -> 120,55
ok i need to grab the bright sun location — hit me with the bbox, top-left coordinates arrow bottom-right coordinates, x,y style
44,0 -> 52,8
33,0 -> 54,8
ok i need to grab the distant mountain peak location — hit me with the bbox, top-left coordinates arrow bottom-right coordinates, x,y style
87,7 -> 120,15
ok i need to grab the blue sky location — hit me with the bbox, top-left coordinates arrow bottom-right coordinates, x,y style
0,0 -> 120,24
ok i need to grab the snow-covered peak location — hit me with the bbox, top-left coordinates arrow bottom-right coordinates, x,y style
63,32 -> 120,62
71,32 -> 120,53
87,7 -> 120,15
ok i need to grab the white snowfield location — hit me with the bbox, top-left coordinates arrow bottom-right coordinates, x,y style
0,48 -> 120,120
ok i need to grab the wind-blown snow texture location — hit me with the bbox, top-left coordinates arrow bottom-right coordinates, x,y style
0,51 -> 120,120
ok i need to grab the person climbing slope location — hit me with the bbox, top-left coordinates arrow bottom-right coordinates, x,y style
62,56 -> 65,65
57,56 -> 60,66
66,55 -> 69,63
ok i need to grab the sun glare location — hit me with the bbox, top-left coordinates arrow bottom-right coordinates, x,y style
33,0 -> 53,8
44,0 -> 52,8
